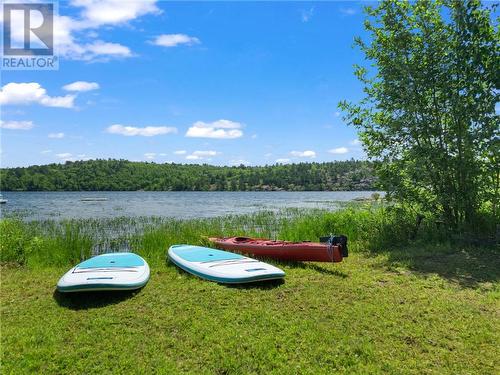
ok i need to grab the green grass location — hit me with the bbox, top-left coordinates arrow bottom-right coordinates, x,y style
1,207 -> 499,373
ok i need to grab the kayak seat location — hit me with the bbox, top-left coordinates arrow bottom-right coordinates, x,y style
234,237 -> 252,242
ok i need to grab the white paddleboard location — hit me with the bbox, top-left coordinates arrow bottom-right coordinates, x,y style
168,245 -> 285,283
57,252 -> 150,292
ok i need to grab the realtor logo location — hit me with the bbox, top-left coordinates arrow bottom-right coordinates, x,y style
2,3 -> 58,70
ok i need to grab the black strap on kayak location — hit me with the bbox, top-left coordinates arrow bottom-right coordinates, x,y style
338,235 -> 348,257
320,234 -> 349,258
326,239 -> 334,262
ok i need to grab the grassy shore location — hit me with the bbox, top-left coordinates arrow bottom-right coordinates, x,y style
1,207 -> 499,374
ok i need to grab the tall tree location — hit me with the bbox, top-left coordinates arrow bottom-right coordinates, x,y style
340,0 -> 499,230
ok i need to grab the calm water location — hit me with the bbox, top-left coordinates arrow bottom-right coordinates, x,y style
0,191 -> 380,220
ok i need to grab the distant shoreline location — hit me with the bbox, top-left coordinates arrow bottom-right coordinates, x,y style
0,159 -> 378,192
1,188 -> 379,192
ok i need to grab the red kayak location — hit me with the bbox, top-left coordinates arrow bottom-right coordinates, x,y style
208,236 -> 348,263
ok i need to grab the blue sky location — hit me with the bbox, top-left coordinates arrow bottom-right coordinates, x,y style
1,1 -> 369,167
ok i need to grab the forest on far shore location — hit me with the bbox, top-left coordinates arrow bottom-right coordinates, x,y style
0,159 -> 377,192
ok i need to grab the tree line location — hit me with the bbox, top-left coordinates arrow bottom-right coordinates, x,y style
0,159 -> 377,191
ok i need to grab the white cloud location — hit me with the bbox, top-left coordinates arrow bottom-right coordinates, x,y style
193,151 -> 218,157
36,1 -> 160,61
86,31 -> 99,38
0,8 -> 103,59
275,158 -> 291,164
48,132 -> 65,139
174,150 -> 187,155
290,150 -> 316,158
186,119 -> 244,139
72,0 -> 160,28
55,152 -> 89,162
106,124 -> 178,137
144,152 -> 156,160
349,139 -> 361,146
340,7 -> 357,16
185,150 -> 219,160
334,111 -> 341,117
301,7 -> 314,22
329,147 -> 349,154
230,159 -> 250,166
152,34 -> 200,47
0,83 -> 75,108
53,15 -> 133,61
56,152 -> 72,159
83,41 -> 132,59
63,81 -> 100,92
0,120 -> 34,130
192,119 -> 241,130
52,15 -> 79,56
41,150 -> 52,154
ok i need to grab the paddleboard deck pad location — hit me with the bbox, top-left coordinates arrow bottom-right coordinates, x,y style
168,245 -> 285,283
57,252 -> 150,292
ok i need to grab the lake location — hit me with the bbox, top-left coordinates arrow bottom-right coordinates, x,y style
0,191 -> 380,220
